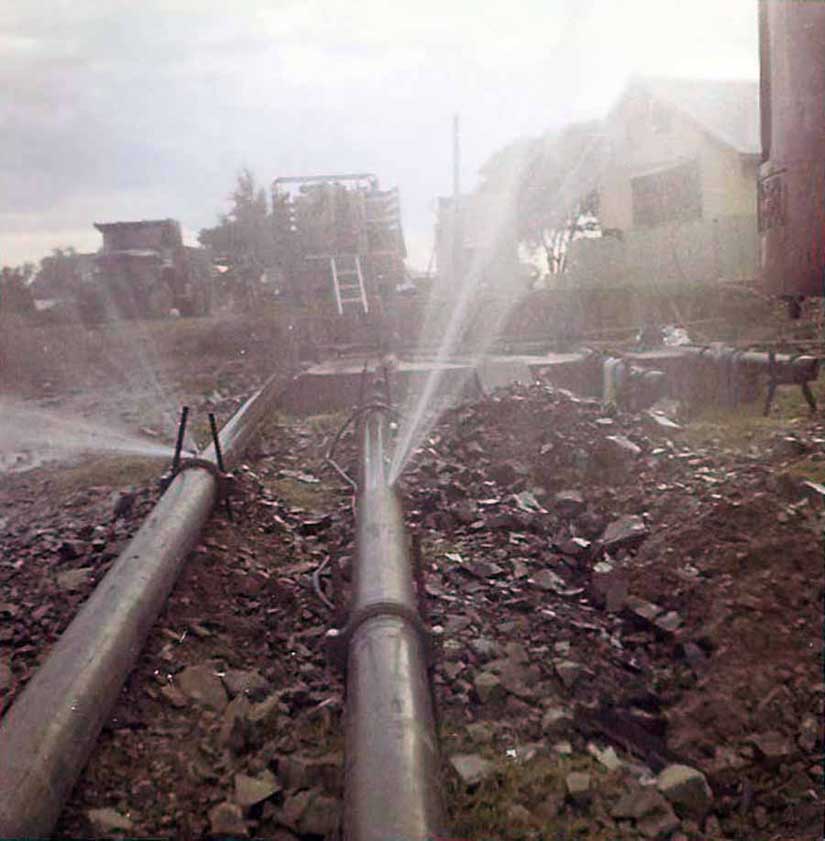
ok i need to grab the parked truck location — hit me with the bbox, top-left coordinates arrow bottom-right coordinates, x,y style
91,219 -> 212,318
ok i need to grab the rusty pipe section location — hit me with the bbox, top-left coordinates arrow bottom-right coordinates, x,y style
679,345 -> 819,381
0,373 -> 284,839
343,408 -> 444,841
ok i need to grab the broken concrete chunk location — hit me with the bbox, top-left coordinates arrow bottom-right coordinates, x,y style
532,569 -> 568,592
469,637 -> 499,660
450,753 -> 495,786
298,793 -> 341,837
801,479 -> 825,504
588,742 -> 622,771
507,803 -> 534,824
680,641 -> 708,673
223,669 -> 271,701
554,659 -> 585,690
624,595 -> 663,625
656,764 -> 713,819
602,515 -> 649,552
645,410 -> 682,430
637,806 -> 680,839
280,789 -> 313,830
798,714 -> 820,753
177,664 -> 228,711
159,684 -> 188,709
502,641 -> 529,664
772,436 -> 808,460
558,536 -> 591,559
474,671 -> 505,704
749,730 -> 792,766
565,771 -> 591,802
466,559 -> 505,578
611,786 -> 670,819
234,770 -> 280,808
513,490 -> 543,513
277,753 -> 343,796
541,705 -> 573,737
56,567 -> 93,592
208,801 -> 248,837
219,694 -> 253,751
598,435 -> 642,478
86,807 -> 133,835
591,561 -> 628,612
466,721 -> 495,744
653,610 -> 683,635
611,787 -> 680,839
554,490 -> 586,517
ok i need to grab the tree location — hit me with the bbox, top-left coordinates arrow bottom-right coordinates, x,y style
199,170 -> 282,308
199,169 -> 275,269
478,120 -> 608,249
33,247 -> 80,298
0,265 -> 36,315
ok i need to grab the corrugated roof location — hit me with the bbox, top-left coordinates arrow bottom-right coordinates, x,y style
637,77 -> 760,155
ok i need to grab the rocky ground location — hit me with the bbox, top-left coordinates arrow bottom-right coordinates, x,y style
2,361 -> 824,839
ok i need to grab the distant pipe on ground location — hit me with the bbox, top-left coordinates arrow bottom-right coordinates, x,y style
0,374 -> 285,838
342,407 -> 444,841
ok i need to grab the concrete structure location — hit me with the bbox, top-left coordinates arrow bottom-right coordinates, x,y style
564,77 -> 760,288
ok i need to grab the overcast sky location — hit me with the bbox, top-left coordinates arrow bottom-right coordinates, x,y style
1,0 -> 758,269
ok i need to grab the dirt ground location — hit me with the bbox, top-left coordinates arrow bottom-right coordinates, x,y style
1,313 -> 824,840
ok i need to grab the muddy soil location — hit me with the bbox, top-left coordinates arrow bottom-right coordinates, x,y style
1,321 -> 823,840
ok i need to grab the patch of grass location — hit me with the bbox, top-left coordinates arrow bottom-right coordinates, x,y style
677,370 -> 824,454
304,411 -> 350,435
445,744 -> 622,841
785,456 -> 825,485
679,404 -> 782,452
270,477 -> 333,510
42,455 -> 164,493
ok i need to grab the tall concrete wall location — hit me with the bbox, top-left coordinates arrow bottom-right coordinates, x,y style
561,215 -> 758,288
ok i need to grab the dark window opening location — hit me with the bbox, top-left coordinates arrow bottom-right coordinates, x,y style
631,160 -> 702,227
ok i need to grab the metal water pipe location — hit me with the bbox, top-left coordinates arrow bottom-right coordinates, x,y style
0,374 -> 285,838
341,406 -> 444,841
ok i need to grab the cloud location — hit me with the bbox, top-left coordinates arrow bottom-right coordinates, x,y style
0,0 -> 758,269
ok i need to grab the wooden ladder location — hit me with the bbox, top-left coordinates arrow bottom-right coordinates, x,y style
329,255 -> 369,315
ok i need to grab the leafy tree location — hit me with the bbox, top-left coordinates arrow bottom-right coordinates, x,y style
33,247 -> 80,298
478,120 -> 608,253
199,170 -> 286,308
0,264 -> 36,315
199,169 -> 275,270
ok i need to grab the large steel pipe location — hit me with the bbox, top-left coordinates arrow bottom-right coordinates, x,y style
679,345 -> 819,381
0,373 -> 284,838
344,409 -> 444,841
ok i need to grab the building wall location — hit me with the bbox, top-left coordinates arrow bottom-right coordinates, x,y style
598,88 -> 757,231
586,87 -> 758,288
562,216 -> 758,288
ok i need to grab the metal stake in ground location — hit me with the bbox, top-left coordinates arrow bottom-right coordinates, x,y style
171,405 -> 189,474
209,412 -> 233,521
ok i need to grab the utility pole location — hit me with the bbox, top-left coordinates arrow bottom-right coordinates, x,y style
452,113 -> 462,286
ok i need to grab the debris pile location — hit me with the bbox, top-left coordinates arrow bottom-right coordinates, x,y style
2,381 -> 822,840
401,383 -> 823,840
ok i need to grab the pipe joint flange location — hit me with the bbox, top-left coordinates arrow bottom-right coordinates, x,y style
324,601 -> 436,674
159,457 -> 235,497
